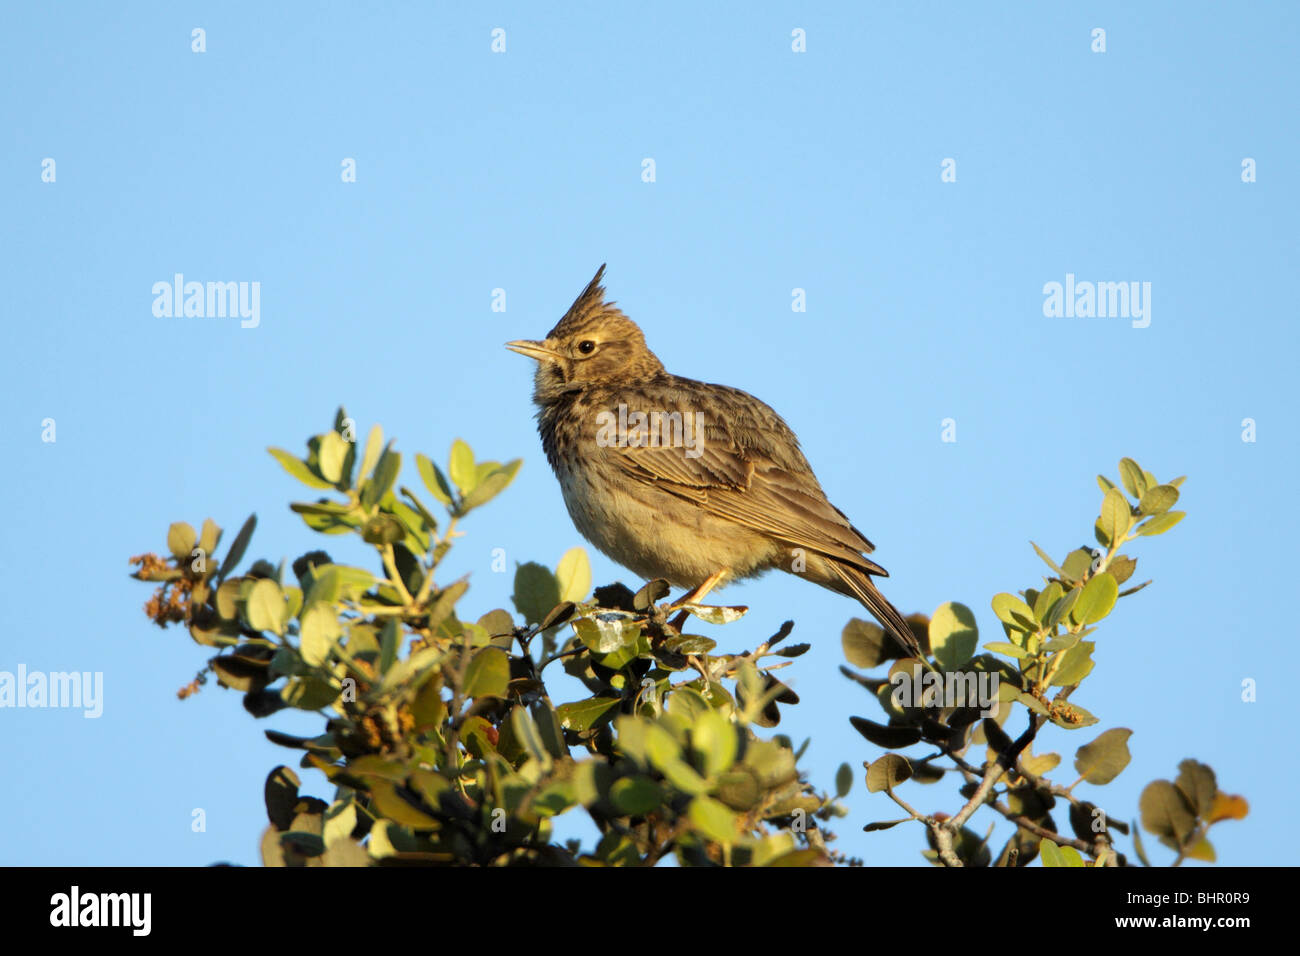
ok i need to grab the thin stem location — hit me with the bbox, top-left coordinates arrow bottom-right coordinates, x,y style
381,543 -> 414,606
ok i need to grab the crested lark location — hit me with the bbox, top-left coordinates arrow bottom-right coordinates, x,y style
506,265 -> 921,658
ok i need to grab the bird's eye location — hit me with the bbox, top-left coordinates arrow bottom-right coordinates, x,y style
577,340 -> 597,355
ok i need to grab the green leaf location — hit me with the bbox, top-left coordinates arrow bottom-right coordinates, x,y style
614,715 -> 651,767
317,431 -> 348,485
399,487 -> 440,534
448,440 -> 476,496
644,721 -> 681,765
425,579 -> 468,636
1175,759 -> 1218,817
215,578 -> 241,620
213,652 -> 270,693
539,601 -> 576,631
1106,556 -> 1136,588
512,562 -> 561,626
688,796 -> 739,846
378,618 -> 400,675
459,459 -> 522,512
264,766 -> 301,829
690,710 -> 738,776
677,604 -> 747,625
1140,780 -> 1197,843
555,547 -> 592,603
632,579 -> 671,611
1132,819 -> 1151,866
167,522 -> 196,560
835,762 -> 853,798
773,642 -> 811,658
863,819 -> 910,832
302,566 -> 341,610
610,777 -> 661,816
865,754 -> 913,792
323,798 -> 358,848
556,696 -> 620,732
367,779 -> 439,829
982,717 -> 1014,753
533,707 -> 569,764
1033,582 -> 1063,624
1039,839 -> 1086,867
574,616 -> 641,655
1100,488 -> 1132,546
463,647 -> 509,699
390,501 -> 429,551
850,717 -> 922,749
713,770 -> 760,812
842,618 -> 889,668
652,754 -> 709,796
1138,484 -> 1179,515
983,641 -> 1031,659
288,501 -> 353,517
357,426 -> 383,491
361,514 -> 404,545
247,578 -> 286,636
511,705 -> 552,770
1038,838 -> 1064,867
281,674 -> 339,711
299,605 -> 340,666
663,634 -> 717,656
666,686 -> 710,721
929,602 -> 978,669
1118,458 -> 1147,499
1184,836 -> 1216,863
1029,538 -> 1060,574
415,453 -> 456,508
218,514 -> 256,580
1015,692 -> 1051,716
269,447 -> 334,489
991,593 -> 1037,632
327,565 -> 375,602
376,646 -> 444,697
1137,511 -> 1185,536
1071,573 -> 1117,626
1050,640 -> 1095,686
196,518 -> 221,558
1073,728 -> 1133,785
1060,548 -> 1093,583
1045,587 -> 1080,629
1093,517 -> 1109,547
1049,702 -> 1099,730
361,444 -> 400,510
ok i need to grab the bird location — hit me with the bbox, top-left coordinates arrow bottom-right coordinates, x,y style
505,265 -> 922,659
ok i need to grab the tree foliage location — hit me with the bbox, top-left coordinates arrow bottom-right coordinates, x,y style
130,412 -> 1246,866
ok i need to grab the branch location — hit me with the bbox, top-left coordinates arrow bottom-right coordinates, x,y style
941,713 -> 1044,864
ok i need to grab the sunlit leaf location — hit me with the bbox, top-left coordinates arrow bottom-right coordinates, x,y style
555,547 -> 592,603
1073,728 -> 1132,785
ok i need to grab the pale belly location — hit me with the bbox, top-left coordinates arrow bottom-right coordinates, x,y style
555,457 -> 781,589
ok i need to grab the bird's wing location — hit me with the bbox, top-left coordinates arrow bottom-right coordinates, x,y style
609,383 -> 887,575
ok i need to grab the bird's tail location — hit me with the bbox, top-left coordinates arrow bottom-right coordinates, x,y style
828,562 -> 924,660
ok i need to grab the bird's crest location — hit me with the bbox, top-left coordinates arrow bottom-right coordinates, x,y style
550,264 -> 627,337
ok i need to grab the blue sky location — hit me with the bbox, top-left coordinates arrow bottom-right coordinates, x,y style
3,1 -> 1294,866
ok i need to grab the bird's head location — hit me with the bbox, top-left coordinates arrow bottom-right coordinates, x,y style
506,265 -> 665,403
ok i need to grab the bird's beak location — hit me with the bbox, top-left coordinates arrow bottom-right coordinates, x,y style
505,339 -> 563,362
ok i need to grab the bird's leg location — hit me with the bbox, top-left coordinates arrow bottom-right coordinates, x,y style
667,568 -> 729,630
673,569 -> 729,606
